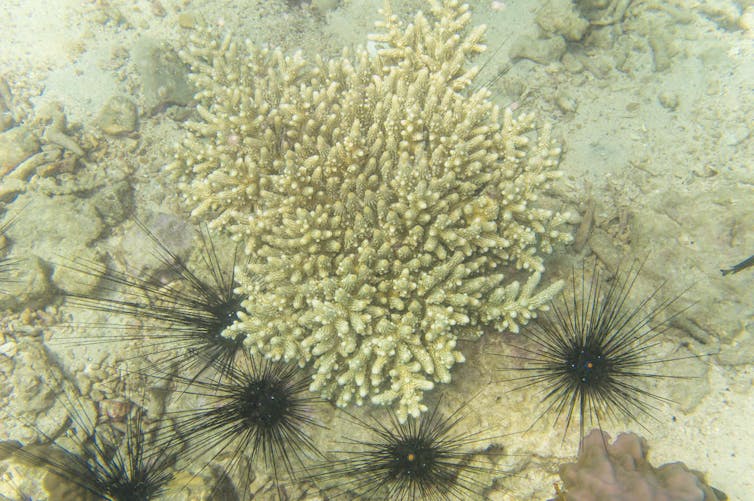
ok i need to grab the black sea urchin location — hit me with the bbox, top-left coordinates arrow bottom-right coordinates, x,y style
0,387 -> 179,501
308,397 -> 500,500
64,219 -> 246,383
499,260 -> 693,443
163,356 -> 325,499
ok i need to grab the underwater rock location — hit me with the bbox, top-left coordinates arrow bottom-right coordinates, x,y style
90,179 -> 133,227
0,178 -> 25,202
0,126 -> 40,177
510,34 -> 567,64
96,96 -> 138,135
536,0 -> 589,41
4,194 -> 104,296
312,0 -> 339,14
38,102 -> 85,157
658,91 -> 680,111
133,39 -> 194,114
51,247 -> 105,296
5,340 -> 61,417
0,255 -> 50,311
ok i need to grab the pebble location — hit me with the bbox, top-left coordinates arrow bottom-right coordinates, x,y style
658,91 -> 679,110
510,35 -> 567,64
556,93 -> 578,113
133,39 -> 194,114
0,126 -> 40,177
97,96 -> 139,135
740,7 -> 754,33
723,125 -> 750,146
0,341 -> 17,358
178,12 -> 197,29
313,0 -> 339,14
51,247 -> 105,296
561,52 -> 584,73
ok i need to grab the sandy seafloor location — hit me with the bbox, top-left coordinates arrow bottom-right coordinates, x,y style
0,0 -> 752,499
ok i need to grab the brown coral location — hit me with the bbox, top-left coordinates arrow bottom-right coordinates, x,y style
557,429 -> 726,501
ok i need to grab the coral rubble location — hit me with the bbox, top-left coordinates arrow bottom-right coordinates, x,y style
169,0 -> 571,420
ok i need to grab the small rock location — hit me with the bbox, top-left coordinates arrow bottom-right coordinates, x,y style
0,126 -> 40,177
658,91 -> 679,110
51,247 -> 105,296
536,0 -> 589,41
4,193 -> 104,299
723,124 -> 750,146
97,96 -> 139,135
0,255 -> 51,312
561,52 -> 584,73
313,0 -> 339,14
0,177 -> 25,201
177,12 -> 198,29
99,399 -> 131,422
556,93 -> 577,113
740,6 -> 754,33
91,179 -> 133,226
133,39 -> 194,114
510,35 -> 567,64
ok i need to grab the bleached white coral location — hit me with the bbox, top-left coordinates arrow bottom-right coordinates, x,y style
170,0 -> 571,421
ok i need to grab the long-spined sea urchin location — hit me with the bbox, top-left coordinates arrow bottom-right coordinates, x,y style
62,218 -> 247,384
161,356 -> 326,499
0,381 -> 180,501
307,395 -> 504,500
498,259 -> 698,444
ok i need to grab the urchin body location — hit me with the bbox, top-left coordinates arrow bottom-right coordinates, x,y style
165,358 -> 324,498
308,400 -> 496,500
504,261 -> 689,443
64,220 -> 247,382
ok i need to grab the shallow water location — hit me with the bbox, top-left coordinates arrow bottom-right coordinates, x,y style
0,0 -> 752,499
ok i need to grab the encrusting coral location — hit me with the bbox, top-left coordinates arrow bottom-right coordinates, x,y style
169,0 -> 571,421
555,429 -> 726,501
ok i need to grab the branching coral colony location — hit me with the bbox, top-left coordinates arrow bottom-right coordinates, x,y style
169,0 -> 571,421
